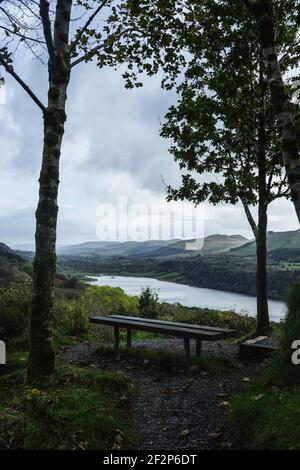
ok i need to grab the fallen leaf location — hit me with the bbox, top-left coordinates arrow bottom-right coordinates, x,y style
253,394 -> 264,401
218,401 -> 230,408
180,429 -> 190,437
208,431 -> 223,439
200,371 -> 209,377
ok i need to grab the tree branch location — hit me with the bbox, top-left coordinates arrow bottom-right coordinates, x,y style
70,0 -> 109,54
0,26 -> 46,44
39,0 -> 55,62
0,54 -> 46,112
241,197 -> 258,238
71,27 -> 136,68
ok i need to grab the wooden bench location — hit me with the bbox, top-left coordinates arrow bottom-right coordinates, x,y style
89,315 -> 236,357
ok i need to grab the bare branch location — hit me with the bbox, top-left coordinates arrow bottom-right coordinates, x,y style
39,0 -> 55,62
0,53 -> 46,112
70,0 -> 109,54
0,25 -> 45,44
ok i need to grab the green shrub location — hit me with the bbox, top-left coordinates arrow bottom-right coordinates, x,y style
0,281 -> 32,340
159,303 -> 256,336
54,285 -> 139,339
276,282 -> 300,384
54,298 -> 89,336
262,282 -> 300,386
138,287 -> 159,319
81,285 -> 139,317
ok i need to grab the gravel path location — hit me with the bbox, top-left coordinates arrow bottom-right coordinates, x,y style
58,339 -> 266,450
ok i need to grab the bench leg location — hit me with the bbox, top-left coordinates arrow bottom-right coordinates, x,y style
127,328 -> 132,349
196,339 -> 202,357
114,326 -> 120,351
184,338 -> 190,357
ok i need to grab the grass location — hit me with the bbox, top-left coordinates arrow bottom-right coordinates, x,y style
94,344 -> 233,374
225,282 -> 300,450
226,384 -> 300,449
0,354 -> 136,450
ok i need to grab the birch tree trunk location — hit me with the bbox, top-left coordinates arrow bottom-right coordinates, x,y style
244,0 -> 300,222
27,0 -> 73,383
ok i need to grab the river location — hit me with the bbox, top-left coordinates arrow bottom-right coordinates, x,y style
90,275 -> 286,322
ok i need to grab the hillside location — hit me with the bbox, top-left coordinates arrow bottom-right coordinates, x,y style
231,230 -> 300,258
0,243 -> 29,285
151,234 -> 249,257
56,234 -> 249,258
57,240 -> 181,257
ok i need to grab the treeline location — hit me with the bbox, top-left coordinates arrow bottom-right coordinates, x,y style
58,253 -> 300,301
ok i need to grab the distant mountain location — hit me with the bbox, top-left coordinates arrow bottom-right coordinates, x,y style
151,235 -> 249,257
231,229 -> 300,257
57,234 -> 250,258
57,240 -> 181,257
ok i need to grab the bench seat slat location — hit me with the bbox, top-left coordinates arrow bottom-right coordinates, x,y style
89,316 -> 224,340
110,315 -> 236,336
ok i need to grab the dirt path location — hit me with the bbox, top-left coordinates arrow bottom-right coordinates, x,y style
59,339 -> 265,450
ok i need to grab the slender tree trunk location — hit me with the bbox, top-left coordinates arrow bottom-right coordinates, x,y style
256,203 -> 269,334
241,51 -> 270,335
244,0 -> 300,222
256,52 -> 270,335
27,1 -> 72,383
241,199 -> 270,335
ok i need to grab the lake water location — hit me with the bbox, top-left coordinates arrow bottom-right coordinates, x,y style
90,275 -> 286,322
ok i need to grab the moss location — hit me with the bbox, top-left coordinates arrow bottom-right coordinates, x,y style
0,360 -> 135,450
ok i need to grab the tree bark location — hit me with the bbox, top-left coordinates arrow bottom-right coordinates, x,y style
256,52 -> 270,335
244,0 -> 300,222
256,203 -> 269,334
241,198 -> 270,335
241,51 -> 270,335
27,0 -> 72,383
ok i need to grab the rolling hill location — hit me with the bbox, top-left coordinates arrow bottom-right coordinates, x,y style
56,235 -> 250,258
231,230 -> 300,257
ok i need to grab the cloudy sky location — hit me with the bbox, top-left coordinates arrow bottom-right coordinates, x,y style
0,44 -> 298,248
